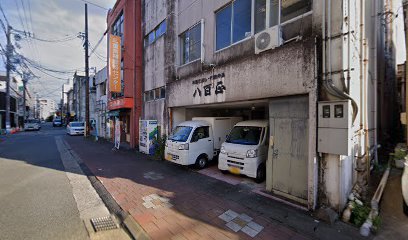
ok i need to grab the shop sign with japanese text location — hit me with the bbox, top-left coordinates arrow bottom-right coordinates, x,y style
109,35 -> 121,93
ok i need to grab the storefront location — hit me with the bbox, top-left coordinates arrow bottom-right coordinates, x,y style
167,39 -> 317,208
107,98 -> 133,145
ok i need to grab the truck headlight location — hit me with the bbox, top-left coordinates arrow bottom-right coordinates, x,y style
165,141 -> 168,147
220,146 -> 226,154
246,149 -> 258,158
178,143 -> 189,150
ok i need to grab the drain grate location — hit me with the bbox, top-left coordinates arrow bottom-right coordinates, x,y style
90,216 -> 118,232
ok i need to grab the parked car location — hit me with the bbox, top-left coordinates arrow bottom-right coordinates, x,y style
53,117 -> 62,127
66,122 -> 85,136
218,120 -> 269,183
165,117 -> 242,169
24,119 -> 41,131
403,157 -> 408,215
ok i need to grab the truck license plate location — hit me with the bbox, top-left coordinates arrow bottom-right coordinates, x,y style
229,167 -> 240,175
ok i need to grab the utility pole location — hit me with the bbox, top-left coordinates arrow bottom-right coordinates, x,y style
22,77 -> 27,127
84,3 -> 90,136
5,25 -> 11,133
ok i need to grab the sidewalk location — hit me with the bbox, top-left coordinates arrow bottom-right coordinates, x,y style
374,168 -> 408,239
64,136 -> 364,240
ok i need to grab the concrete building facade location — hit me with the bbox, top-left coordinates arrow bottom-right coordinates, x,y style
94,67 -> 109,138
143,0 -> 396,211
38,98 -> 56,120
72,74 -> 87,122
142,0 -> 176,136
0,75 -> 19,129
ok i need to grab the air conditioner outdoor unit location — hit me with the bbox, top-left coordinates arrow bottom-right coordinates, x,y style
254,26 -> 282,54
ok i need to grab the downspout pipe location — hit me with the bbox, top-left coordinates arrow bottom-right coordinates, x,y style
323,0 -> 359,123
360,160 -> 391,236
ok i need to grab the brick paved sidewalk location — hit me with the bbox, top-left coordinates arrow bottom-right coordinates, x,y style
64,136 -> 363,240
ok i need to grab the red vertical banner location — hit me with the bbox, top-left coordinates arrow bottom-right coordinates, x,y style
109,34 -> 121,93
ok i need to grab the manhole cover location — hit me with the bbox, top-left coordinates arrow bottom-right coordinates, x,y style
90,216 -> 118,232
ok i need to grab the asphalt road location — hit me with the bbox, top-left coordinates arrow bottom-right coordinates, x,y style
0,123 -> 89,240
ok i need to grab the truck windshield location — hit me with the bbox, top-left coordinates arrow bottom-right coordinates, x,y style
169,126 -> 193,142
226,126 -> 263,145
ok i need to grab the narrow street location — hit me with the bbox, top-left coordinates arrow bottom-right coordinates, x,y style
0,123 -> 130,240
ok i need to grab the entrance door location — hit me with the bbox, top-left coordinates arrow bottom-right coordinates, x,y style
267,96 -> 309,203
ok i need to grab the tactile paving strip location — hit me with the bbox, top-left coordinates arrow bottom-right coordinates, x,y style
90,216 -> 118,232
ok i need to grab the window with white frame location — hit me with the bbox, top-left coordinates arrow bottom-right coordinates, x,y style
216,0 -> 252,51
254,0 -> 312,34
180,23 -> 201,65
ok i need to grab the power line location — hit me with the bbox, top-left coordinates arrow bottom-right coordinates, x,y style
29,34 -> 80,43
26,0 -> 42,69
76,0 -> 109,10
0,2 -> 9,26
89,33 -> 106,56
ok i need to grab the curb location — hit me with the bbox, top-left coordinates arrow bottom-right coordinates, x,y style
64,139 -> 150,240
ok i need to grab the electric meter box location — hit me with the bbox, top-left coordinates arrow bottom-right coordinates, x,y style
318,100 -> 352,155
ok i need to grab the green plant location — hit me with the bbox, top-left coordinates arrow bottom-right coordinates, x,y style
371,215 -> 381,233
350,202 -> 371,227
391,148 -> 407,160
153,134 -> 167,160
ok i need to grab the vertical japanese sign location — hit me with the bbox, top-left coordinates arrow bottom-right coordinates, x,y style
114,117 -> 120,149
109,34 -> 121,93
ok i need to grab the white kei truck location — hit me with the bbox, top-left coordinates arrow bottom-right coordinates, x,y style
218,120 -> 269,183
165,117 -> 242,169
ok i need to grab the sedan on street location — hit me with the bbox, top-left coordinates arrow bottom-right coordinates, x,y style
24,119 -> 41,131
66,122 -> 85,136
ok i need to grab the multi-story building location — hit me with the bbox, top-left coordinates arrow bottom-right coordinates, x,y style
94,67 -> 109,138
0,75 -> 19,129
61,80 -> 73,123
17,82 -> 33,122
142,0 -> 176,135
72,73 -> 87,122
66,88 -> 74,122
106,0 -> 143,147
139,0 -> 398,211
38,98 -> 56,120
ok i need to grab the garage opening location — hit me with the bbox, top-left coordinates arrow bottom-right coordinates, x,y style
171,99 -> 269,128
169,99 -> 269,187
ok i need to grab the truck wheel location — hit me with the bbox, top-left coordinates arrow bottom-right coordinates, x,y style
195,156 -> 208,169
255,164 -> 266,183
404,197 -> 408,215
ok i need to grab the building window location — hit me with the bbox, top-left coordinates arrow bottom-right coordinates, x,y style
254,0 -> 312,34
160,87 -> 165,98
144,86 -> 166,102
156,20 -> 166,38
216,0 -> 251,51
180,23 -> 201,64
281,0 -> 312,23
144,19 -> 167,47
112,12 -> 124,46
100,82 -> 106,96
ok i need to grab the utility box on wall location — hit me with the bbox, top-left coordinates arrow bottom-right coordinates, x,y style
318,100 -> 352,155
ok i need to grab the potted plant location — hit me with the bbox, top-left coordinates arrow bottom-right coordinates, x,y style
391,148 -> 406,169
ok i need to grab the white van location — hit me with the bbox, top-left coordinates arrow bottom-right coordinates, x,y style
218,120 -> 269,183
165,117 -> 242,169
